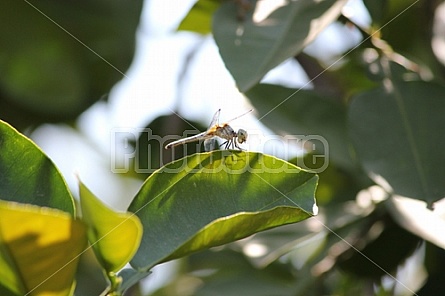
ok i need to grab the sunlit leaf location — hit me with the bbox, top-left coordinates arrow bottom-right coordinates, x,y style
0,120 -> 75,214
348,81 -> 445,206
213,0 -> 347,91
79,180 -> 142,273
129,151 -> 318,270
178,0 -> 222,34
387,195 -> 445,250
0,200 -> 87,296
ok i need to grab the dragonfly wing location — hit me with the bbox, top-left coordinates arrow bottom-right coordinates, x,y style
204,138 -> 219,151
208,109 -> 221,129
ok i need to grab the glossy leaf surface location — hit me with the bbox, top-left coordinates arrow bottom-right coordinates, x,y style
129,151 -> 318,269
0,120 -> 75,214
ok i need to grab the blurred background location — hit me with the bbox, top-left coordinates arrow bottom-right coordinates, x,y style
1,0 -> 445,295
0,0 -> 366,209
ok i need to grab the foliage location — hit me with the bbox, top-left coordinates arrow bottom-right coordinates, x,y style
0,121 -> 316,295
129,151 -> 317,270
0,200 -> 87,296
0,0 -> 143,128
1,0 -> 445,295
170,0 -> 445,295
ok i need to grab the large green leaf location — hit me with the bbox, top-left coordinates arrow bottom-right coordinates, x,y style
213,0 -> 347,92
348,81 -> 445,206
0,200 -> 87,296
79,180 -> 142,273
245,83 -> 354,170
0,120 -> 75,214
129,151 -> 318,270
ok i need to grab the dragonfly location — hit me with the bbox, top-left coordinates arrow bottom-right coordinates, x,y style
165,109 -> 253,151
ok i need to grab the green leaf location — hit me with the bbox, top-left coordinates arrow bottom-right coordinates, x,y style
118,268 -> 151,294
213,0 -> 347,91
79,180 -> 143,273
128,151 -> 318,270
245,83 -> 354,170
348,81 -> 445,206
178,0 -> 222,34
0,120 -> 75,215
0,200 -> 87,296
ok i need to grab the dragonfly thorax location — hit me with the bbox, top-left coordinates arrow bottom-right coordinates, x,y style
215,124 -> 236,140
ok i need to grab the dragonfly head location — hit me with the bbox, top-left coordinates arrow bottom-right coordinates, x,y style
237,129 -> 248,144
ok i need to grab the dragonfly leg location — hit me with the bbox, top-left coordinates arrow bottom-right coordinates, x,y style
219,140 -> 227,149
220,139 -> 244,150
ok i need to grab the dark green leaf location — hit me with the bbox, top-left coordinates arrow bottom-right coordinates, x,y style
0,0 -> 142,126
129,151 -> 318,270
191,250 -> 297,296
213,0 -> 347,91
245,83 -> 354,170
0,120 -> 75,215
118,268 -> 151,294
338,213 -> 420,278
348,81 -> 445,206
363,0 -> 388,25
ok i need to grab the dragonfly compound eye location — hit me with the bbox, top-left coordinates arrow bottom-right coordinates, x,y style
237,129 -> 248,143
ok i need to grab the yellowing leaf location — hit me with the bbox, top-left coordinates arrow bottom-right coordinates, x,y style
78,181 -> 142,273
0,200 -> 87,296
178,0 -> 222,34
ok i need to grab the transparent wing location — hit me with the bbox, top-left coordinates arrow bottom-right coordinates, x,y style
204,138 -> 219,151
207,109 -> 221,130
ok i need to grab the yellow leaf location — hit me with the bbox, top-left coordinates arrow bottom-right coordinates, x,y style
0,200 -> 87,296
79,181 -> 142,273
